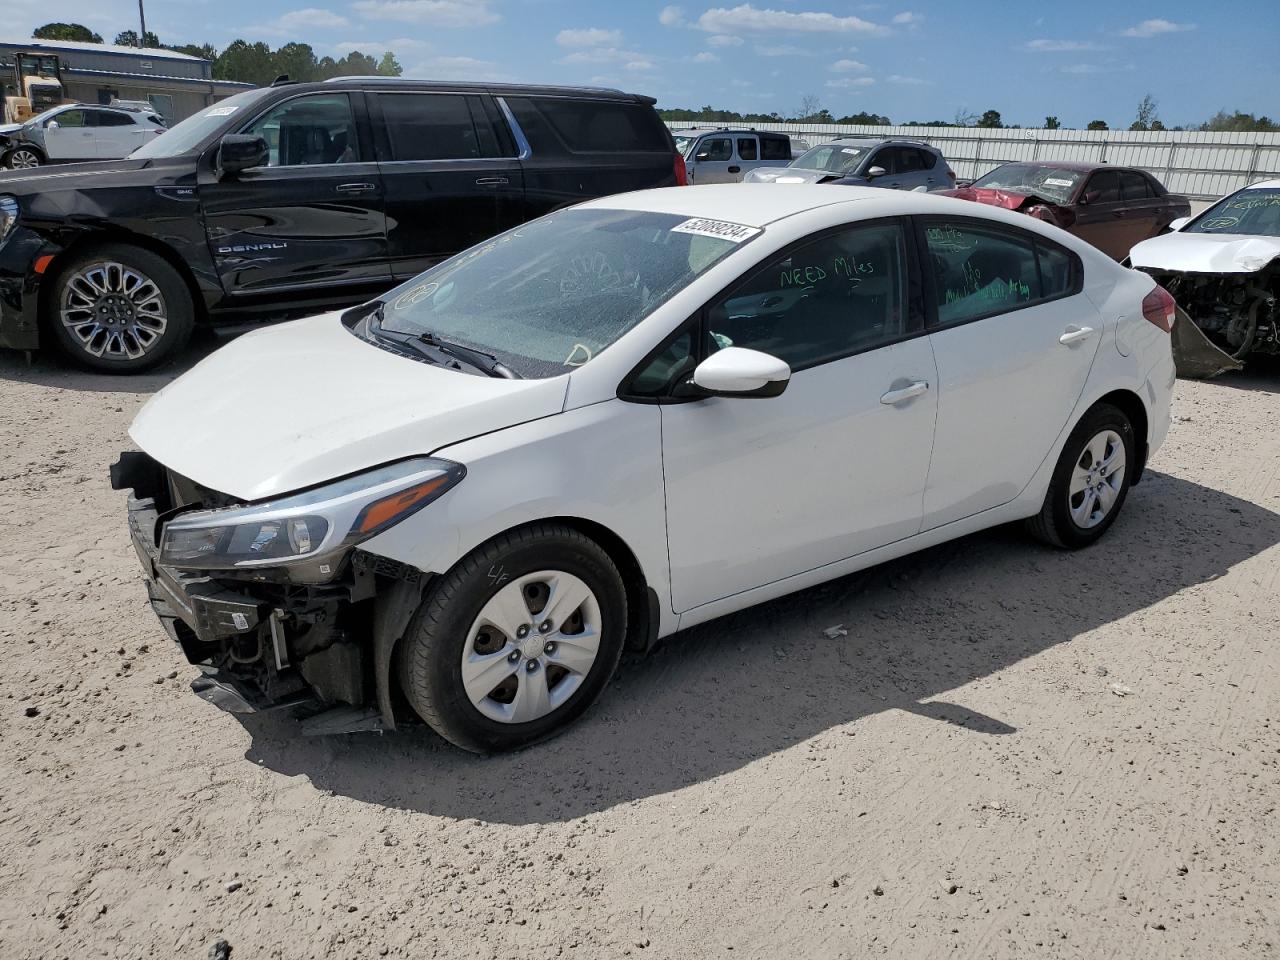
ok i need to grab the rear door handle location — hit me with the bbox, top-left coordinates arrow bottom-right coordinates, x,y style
1059,325 -> 1095,345
728,165 -> 741,174
475,177 -> 509,186
880,380 -> 930,405
335,182 -> 375,194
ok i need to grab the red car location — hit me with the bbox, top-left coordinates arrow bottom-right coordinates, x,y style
938,162 -> 1191,261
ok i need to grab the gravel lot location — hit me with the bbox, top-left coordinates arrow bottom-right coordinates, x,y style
1,338 -> 1278,960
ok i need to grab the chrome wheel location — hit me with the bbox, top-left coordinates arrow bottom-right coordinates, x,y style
1068,429 -> 1126,529
59,261 -> 169,361
8,148 -> 40,169
461,570 -> 602,724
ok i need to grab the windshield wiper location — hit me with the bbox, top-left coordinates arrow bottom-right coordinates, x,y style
365,302 -> 519,379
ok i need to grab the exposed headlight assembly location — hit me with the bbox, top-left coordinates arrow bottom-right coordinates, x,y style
159,457 -> 464,576
0,196 -> 18,243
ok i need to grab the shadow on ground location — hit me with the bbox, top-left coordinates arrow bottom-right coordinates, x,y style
0,330 -> 223,395
245,471 -> 1280,824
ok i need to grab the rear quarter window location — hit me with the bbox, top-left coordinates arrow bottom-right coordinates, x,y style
761,136 -> 790,161
506,97 -> 670,153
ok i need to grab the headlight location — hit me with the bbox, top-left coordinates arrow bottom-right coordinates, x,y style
0,196 -> 18,243
159,457 -> 465,573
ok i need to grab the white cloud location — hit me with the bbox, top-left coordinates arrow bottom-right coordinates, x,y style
754,43 -> 808,56
659,5 -> 686,26
405,53 -> 511,80
556,28 -> 623,48
826,76 -> 875,88
625,59 -> 655,71
1024,39 -> 1105,52
560,46 -> 657,69
350,0 -> 500,27
692,51 -> 719,63
830,58 -> 867,72
277,7 -> 349,29
330,37 -> 431,54
891,11 -> 923,27
1061,62 -> 1134,74
707,33 -> 744,46
1120,18 -> 1194,38
887,73 -> 928,84
697,4 -> 887,36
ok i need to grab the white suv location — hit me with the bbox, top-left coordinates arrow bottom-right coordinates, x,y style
0,103 -> 167,168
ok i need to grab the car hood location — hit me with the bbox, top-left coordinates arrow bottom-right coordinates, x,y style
0,122 -> 21,136
1129,231 -> 1280,274
936,187 -> 1040,210
129,312 -> 570,501
0,157 -> 154,188
744,166 -> 847,184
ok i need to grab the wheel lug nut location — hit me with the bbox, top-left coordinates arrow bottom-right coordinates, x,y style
516,624 -> 530,639
539,620 -> 552,633
525,659 -> 538,672
544,641 -> 557,655
507,650 -> 520,663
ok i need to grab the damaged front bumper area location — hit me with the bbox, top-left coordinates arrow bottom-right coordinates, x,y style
110,451 -> 434,730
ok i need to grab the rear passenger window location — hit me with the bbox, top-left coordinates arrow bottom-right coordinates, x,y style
1036,241 -> 1079,299
736,138 -> 758,161
895,147 -> 924,173
1085,170 -> 1121,203
1121,171 -> 1151,201
761,136 -> 791,161
916,149 -> 936,170
94,110 -> 133,127
924,220 -> 1040,326
505,97 -> 670,153
377,93 -> 484,161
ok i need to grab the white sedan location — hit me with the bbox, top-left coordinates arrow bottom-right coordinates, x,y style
114,185 -> 1176,752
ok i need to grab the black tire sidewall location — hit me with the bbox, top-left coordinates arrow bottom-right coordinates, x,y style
48,244 -> 194,372
402,528 -> 627,752
1046,405 -> 1135,548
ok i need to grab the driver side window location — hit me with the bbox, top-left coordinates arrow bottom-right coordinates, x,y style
700,137 -> 732,161
240,94 -> 359,167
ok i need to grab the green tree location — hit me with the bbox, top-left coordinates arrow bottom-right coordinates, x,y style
1129,93 -> 1159,131
1044,116 -> 1061,130
976,109 -> 1003,128
1200,110 -> 1279,132
34,22 -> 103,43
836,111 -> 890,125
377,51 -> 403,77
273,42 -> 320,82
166,43 -> 219,60
214,39 -> 277,86
1086,119 -> 1109,131
115,29 -> 161,47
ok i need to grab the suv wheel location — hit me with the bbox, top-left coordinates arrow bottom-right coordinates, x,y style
7,146 -> 42,169
48,244 -> 194,372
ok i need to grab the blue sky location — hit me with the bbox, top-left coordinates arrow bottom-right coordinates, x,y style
11,0 -> 1279,127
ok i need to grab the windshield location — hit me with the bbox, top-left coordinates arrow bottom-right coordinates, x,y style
792,143 -> 868,175
130,88 -> 274,159
372,208 -> 754,378
1186,188 -> 1280,238
674,134 -> 697,159
971,164 -> 1083,204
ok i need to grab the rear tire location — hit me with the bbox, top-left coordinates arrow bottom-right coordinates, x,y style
399,523 -> 627,753
47,244 -> 194,373
1026,403 -> 1135,549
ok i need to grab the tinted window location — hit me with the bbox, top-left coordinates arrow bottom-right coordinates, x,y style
1036,241 -> 1077,298
761,135 -> 790,161
867,148 -> 894,174
916,149 -> 937,171
1085,170 -> 1121,203
894,147 -> 924,173
50,109 -> 86,128
707,222 -> 910,370
94,110 -> 133,127
377,93 -> 484,161
507,97 -> 669,153
242,94 -> 359,167
924,220 -> 1041,326
736,137 -> 758,161
1120,171 -> 1151,201
700,137 -> 732,161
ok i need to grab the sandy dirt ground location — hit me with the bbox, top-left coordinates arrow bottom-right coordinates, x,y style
1,338 -> 1278,960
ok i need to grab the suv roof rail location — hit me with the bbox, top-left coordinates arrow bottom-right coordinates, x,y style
320,76 -> 629,96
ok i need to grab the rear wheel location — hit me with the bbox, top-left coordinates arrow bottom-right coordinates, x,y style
399,524 -> 627,753
48,244 -> 194,372
1027,403 -> 1135,549
6,146 -> 42,169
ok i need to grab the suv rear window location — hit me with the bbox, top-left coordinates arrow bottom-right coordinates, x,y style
761,136 -> 790,161
506,97 -> 669,153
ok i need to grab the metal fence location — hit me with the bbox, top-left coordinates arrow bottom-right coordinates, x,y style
666,121 -> 1280,201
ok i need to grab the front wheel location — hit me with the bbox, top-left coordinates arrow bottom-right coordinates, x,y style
399,524 -> 628,753
1026,403 -> 1135,549
6,146 -> 42,169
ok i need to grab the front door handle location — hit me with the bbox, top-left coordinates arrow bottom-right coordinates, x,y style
335,182 -> 375,194
1059,325 -> 1095,345
475,177 -> 509,186
880,380 -> 930,405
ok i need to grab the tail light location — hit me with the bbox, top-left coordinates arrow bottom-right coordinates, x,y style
674,153 -> 688,186
947,169 -> 956,182
1142,284 -> 1176,333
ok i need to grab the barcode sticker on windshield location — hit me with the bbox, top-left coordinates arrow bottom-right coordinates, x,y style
671,218 -> 761,243
1043,177 -> 1074,187
207,106 -> 238,116
841,148 -> 862,155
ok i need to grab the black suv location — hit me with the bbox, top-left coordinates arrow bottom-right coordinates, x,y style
0,78 -> 683,371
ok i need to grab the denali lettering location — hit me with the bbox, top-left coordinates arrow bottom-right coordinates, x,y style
217,243 -> 289,254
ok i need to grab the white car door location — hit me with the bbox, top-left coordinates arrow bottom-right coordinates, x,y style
650,219 -> 939,612
42,109 -> 96,160
919,216 -> 1101,529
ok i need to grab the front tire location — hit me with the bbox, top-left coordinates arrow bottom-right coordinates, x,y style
47,244 -> 194,373
6,146 -> 42,169
1026,403 -> 1135,549
399,524 -> 628,753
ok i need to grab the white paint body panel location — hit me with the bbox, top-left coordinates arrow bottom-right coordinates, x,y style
130,184 -> 1175,643
1130,231 -> 1280,274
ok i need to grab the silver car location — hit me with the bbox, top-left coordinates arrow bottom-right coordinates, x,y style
745,137 -> 955,191
0,102 -> 167,169
674,127 -> 794,183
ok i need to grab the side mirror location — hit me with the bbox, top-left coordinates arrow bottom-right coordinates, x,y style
217,134 -> 269,177
1168,216 -> 1190,232
689,347 -> 791,398
45,119 -> 59,130
866,165 -> 887,179
1081,190 -> 1100,205
694,151 -> 710,162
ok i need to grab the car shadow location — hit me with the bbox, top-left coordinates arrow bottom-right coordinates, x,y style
1210,359 -> 1280,395
0,329 -> 224,395
243,471 -> 1279,825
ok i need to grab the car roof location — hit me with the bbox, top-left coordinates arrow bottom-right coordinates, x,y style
677,127 -> 780,135
306,77 -> 653,103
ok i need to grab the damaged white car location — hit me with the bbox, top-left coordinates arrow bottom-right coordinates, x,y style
1130,178 -> 1280,377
